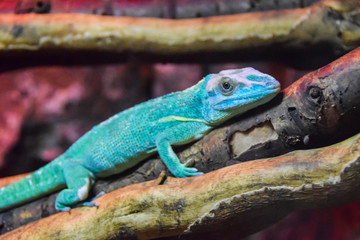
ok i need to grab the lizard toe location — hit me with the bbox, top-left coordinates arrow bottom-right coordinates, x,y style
182,158 -> 194,167
187,171 -> 203,176
183,167 -> 199,173
82,202 -> 99,208
177,166 -> 203,177
91,191 -> 105,201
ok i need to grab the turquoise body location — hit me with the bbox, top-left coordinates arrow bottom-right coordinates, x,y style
65,86 -> 210,177
0,67 -> 280,212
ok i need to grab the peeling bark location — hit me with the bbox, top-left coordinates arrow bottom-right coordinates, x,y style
0,0 -> 359,69
1,47 -> 360,236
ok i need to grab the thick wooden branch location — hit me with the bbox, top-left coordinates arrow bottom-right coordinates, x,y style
2,131 -> 360,239
0,0 -> 359,68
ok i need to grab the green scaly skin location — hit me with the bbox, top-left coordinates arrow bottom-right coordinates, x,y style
0,67 -> 280,212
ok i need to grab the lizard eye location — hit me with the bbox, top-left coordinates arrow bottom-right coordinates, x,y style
219,77 -> 236,95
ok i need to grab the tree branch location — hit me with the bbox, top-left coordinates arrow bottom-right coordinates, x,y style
8,0 -> 318,18
3,132 -> 360,239
0,0 -> 359,68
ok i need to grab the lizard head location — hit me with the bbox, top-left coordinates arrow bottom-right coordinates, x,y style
201,67 -> 280,124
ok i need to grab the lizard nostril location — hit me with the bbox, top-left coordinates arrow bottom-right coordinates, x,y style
266,82 -> 274,87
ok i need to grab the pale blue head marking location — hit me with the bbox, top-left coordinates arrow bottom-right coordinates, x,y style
200,67 -> 280,124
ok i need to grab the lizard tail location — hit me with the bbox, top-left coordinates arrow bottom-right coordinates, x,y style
0,158 -> 66,212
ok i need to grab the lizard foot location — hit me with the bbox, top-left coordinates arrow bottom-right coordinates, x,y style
174,162 -> 203,177
81,191 -> 105,208
55,203 -> 71,213
82,202 -> 99,208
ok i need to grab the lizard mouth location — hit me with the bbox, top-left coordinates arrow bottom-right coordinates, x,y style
213,88 -> 280,110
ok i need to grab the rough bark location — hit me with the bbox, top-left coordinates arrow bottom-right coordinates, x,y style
1,47 -> 360,237
2,130 -> 360,239
0,0 -> 359,69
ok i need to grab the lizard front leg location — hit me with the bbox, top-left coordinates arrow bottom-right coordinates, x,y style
156,139 -> 201,178
55,161 -> 95,211
155,123 -> 210,178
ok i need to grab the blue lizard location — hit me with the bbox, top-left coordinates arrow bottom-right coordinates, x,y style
0,67 -> 280,212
